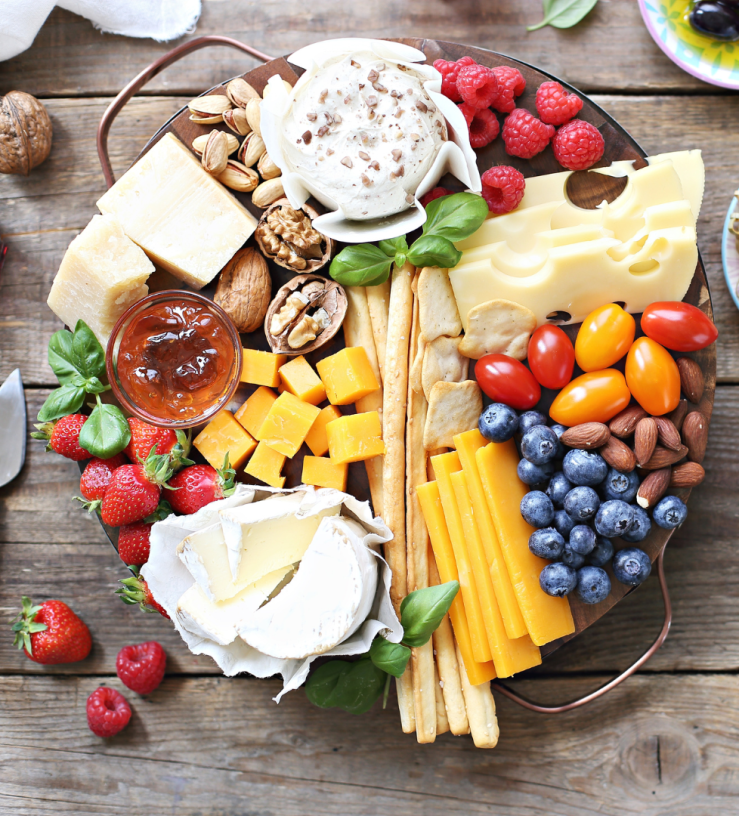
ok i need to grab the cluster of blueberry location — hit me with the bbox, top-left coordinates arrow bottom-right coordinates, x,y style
478,403 -> 688,605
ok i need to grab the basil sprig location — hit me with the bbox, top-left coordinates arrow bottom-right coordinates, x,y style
32,320 -> 131,458
305,581 -> 459,715
527,0 -> 599,31
329,192 -> 487,287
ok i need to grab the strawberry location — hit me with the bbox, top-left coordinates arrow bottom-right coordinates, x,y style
12,596 -> 92,664
75,453 -> 128,514
32,414 -> 91,461
124,418 -> 192,470
117,566 -> 170,618
116,641 -> 167,694
118,522 -> 153,567
168,454 -> 236,515
86,687 -> 132,737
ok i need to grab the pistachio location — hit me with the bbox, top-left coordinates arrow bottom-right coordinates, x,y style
223,107 -> 251,136
192,131 -> 239,156
251,178 -> 285,208
257,151 -> 282,180
245,97 -> 262,136
226,78 -> 259,108
217,160 -> 259,192
187,94 -> 232,122
238,132 -> 266,167
201,130 -> 229,176
189,114 -> 226,125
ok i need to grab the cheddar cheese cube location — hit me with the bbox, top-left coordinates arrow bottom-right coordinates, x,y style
279,355 -> 326,406
245,441 -> 286,488
304,405 -> 342,457
194,410 -> 257,470
316,347 -> 380,405
326,411 -> 384,465
241,349 -> 285,387
234,386 -> 277,438
302,456 -> 348,492
257,391 -> 320,458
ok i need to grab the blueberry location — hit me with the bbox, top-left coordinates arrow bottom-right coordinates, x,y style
521,425 -> 559,465
553,509 -> 576,538
561,543 -> 586,569
562,449 -> 608,487
539,562 -> 577,597
546,472 -> 572,507
612,547 -> 652,586
601,468 -> 640,503
479,403 -> 519,443
563,486 -> 600,521
549,424 -> 567,458
518,410 -> 548,436
576,566 -> 611,604
568,524 -> 597,555
653,495 -> 688,529
520,491 -> 554,528
588,536 -> 614,567
594,500 -> 635,538
517,458 -> 555,486
621,506 -> 651,543
528,528 -> 565,559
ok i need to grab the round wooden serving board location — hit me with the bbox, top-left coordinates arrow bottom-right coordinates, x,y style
101,38 -> 716,660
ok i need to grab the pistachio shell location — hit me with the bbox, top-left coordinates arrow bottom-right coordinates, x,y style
192,131 -> 239,156
251,178 -> 285,208
226,78 -> 260,108
223,107 -> 251,136
187,94 -> 232,116
217,160 -> 259,192
245,97 -> 262,136
238,132 -> 266,167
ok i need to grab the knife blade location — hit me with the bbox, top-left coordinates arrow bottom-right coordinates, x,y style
0,369 -> 27,488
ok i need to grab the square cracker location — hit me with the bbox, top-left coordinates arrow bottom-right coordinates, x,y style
422,336 -> 469,402
423,380 -> 482,450
459,299 -> 536,361
418,266 -> 462,342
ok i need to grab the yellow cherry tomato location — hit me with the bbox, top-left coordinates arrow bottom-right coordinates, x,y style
550,369 -> 631,426
625,337 -> 681,416
575,304 -> 636,372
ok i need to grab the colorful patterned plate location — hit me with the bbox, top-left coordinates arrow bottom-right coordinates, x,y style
722,192 -> 739,310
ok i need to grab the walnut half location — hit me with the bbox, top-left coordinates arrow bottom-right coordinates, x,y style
255,199 -> 333,273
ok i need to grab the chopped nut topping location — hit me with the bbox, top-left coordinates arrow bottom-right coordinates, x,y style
406,193 -> 414,203
367,109 -> 376,120
324,112 -> 333,123
377,63 -> 386,71
367,69 -> 379,82
302,130 -> 313,145
406,87 -> 412,94
317,125 -> 329,137
366,95 -> 378,107
326,147 -> 334,156
391,89 -> 400,98
319,89 -> 328,102
369,160 -> 380,171
394,108 -> 404,118
344,95 -> 351,104
410,132 -> 420,141
358,151 -> 370,161
351,59 -> 361,68
392,149 -> 402,161
416,100 -> 427,113
435,119 -> 442,128
341,157 -> 353,168
360,131 -> 369,143
306,112 -> 317,122
361,174 -> 372,186
358,83 -> 365,89
398,64 -> 408,71
373,82 -> 387,93
333,113 -> 342,124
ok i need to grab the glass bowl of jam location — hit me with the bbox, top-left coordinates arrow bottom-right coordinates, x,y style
106,291 -> 242,429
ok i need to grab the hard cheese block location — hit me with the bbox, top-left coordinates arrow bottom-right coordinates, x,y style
47,214 -> 154,346
234,386 -> 277,438
279,355 -> 326,406
326,411 -> 384,465
316,346 -> 380,405
304,405 -> 342,457
97,133 -> 257,289
302,456 -> 348,491
477,440 -> 575,647
257,391 -> 320,458
245,441 -> 286,488
242,349 -> 286,388
194,410 -> 256,470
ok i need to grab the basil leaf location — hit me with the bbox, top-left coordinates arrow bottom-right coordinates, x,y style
47,329 -> 82,385
421,192 -> 488,242
527,0 -> 598,31
369,636 -> 411,678
407,234 -> 462,270
329,244 -> 393,287
36,385 -> 86,422
78,400 -> 131,458
305,659 -> 386,714
400,581 -> 460,648
83,377 -> 110,395
71,320 -> 105,379
378,235 -> 409,258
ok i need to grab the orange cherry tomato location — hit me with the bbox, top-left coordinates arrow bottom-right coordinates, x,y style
625,337 -> 680,416
575,304 -> 636,372
549,369 -> 631,426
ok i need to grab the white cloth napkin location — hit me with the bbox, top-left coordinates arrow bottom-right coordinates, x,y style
0,0 -> 202,62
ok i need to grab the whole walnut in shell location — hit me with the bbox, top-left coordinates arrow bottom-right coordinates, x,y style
0,91 -> 53,176
214,247 -> 271,333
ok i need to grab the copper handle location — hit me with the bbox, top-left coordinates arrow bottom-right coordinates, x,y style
493,548 -> 672,713
96,36 -> 272,189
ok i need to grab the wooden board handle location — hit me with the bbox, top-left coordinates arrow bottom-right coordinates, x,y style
96,36 -> 272,188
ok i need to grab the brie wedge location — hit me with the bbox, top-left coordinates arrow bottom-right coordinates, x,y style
177,523 -> 249,603
238,516 -> 378,660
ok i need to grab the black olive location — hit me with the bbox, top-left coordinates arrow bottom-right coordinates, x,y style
689,0 -> 739,40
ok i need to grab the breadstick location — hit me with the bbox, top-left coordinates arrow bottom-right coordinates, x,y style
456,644 -> 499,749
434,664 -> 450,736
344,285 -> 384,517
397,665 -> 416,734
367,279 -> 390,385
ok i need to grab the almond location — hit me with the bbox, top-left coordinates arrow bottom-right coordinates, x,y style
666,398 -> 688,433
670,461 -> 705,488
636,467 -> 671,509
682,411 -> 708,464
608,404 -> 648,438
599,436 -> 636,472
697,395 -> 713,422
654,417 -> 682,452
677,357 -> 704,403
641,444 -> 689,470
634,417 -> 658,466
560,422 -> 610,450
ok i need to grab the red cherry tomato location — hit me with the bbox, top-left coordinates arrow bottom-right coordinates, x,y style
549,369 -> 631,426
575,303 -> 636,372
641,301 -> 718,352
625,337 -> 681,416
527,325 -> 575,390
475,354 -> 541,411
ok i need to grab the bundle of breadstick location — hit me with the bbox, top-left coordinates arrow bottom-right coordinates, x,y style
344,265 -> 499,748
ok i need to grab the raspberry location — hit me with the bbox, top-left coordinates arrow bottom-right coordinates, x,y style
420,187 -> 454,208
502,109 -> 555,159
434,56 -> 475,102
535,81 -> 584,126
490,66 -> 526,114
116,641 -> 167,695
481,166 -> 526,214
456,64 -> 498,109
459,104 -> 500,148
86,687 -> 132,738
552,120 -> 605,171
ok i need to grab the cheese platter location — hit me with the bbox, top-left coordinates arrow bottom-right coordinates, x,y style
19,36 -> 716,745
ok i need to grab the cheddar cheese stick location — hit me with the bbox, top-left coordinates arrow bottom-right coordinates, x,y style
366,278 -> 390,385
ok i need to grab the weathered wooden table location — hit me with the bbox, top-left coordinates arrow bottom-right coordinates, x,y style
1,3 -> 738,813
